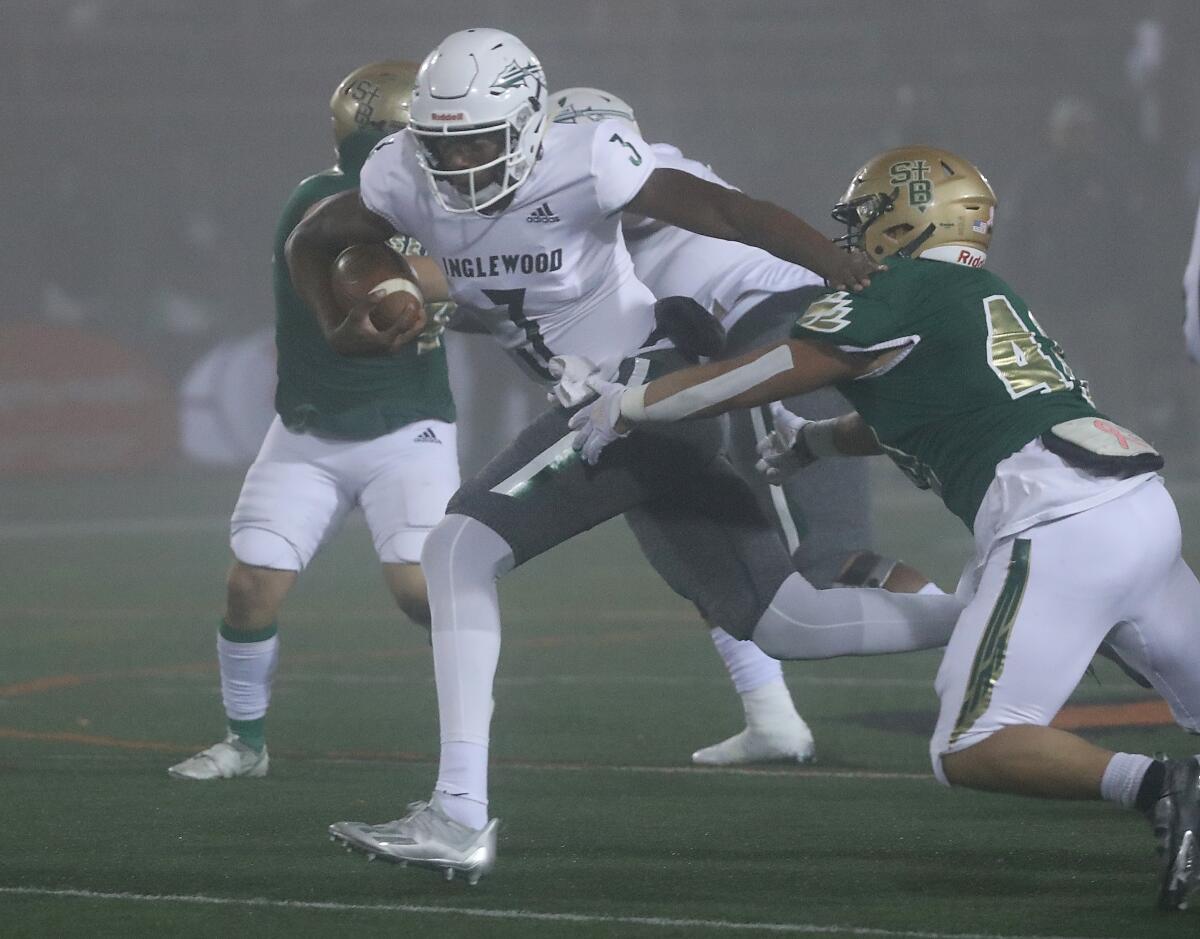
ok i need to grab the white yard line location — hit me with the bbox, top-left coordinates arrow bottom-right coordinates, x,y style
0,886 -> 1127,939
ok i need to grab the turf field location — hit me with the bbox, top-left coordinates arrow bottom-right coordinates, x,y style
3,465 -> 1200,938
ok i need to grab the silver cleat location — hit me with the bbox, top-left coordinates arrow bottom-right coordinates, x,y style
168,733 -> 268,780
1154,755 -> 1200,911
328,794 -> 498,886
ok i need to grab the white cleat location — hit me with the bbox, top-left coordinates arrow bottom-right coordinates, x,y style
168,733 -> 268,780
692,720 -> 815,766
328,794 -> 498,886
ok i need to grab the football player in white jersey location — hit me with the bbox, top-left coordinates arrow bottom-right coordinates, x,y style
167,62 -> 460,781
552,87 -> 945,768
287,28 -> 963,884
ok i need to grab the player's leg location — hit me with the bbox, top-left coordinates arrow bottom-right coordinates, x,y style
930,480 -> 1200,908
418,399 -> 730,829
169,418 -> 351,780
700,302 -> 940,766
1103,481 -> 1200,909
328,396 -> 695,875
359,419 -> 462,629
623,460 -> 813,766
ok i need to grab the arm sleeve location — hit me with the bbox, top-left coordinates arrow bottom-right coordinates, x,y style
590,119 -> 657,214
1184,197 -> 1200,364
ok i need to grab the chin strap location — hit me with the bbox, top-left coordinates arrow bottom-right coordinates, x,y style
897,223 -> 936,258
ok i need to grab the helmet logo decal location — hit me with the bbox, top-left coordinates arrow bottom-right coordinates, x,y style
346,80 -> 384,131
490,60 -> 545,96
889,159 -> 933,209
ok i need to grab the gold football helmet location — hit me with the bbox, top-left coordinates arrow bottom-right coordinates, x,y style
330,60 -> 419,145
832,146 -> 996,264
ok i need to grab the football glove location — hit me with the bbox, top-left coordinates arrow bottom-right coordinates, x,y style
548,354 -> 614,408
755,402 -> 820,484
568,379 -> 631,465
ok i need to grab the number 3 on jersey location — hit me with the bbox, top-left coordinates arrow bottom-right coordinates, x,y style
983,295 -> 1086,400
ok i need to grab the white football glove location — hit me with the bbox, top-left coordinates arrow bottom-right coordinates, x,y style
548,354 -> 615,408
755,402 -> 819,484
567,379 -> 631,465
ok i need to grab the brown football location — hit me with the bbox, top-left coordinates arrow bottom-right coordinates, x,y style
331,244 -> 425,334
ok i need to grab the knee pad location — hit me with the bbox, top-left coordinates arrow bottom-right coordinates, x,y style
832,550 -> 899,589
231,526 -> 304,571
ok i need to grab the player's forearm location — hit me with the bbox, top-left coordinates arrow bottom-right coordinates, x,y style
831,413 -> 883,456
285,225 -> 353,340
716,192 -> 849,283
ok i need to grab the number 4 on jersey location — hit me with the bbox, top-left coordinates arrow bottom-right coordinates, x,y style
983,295 -> 1086,400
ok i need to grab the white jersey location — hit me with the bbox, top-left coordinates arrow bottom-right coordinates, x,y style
361,120 -> 658,383
623,144 -> 824,331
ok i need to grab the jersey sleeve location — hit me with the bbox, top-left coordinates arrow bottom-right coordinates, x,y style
589,119 -> 657,214
359,131 -> 419,232
789,288 -> 905,350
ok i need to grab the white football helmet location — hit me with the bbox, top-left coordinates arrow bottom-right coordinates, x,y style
409,28 -> 548,214
550,87 -> 640,136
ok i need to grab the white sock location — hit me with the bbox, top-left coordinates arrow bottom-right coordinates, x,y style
740,679 -> 804,730
918,582 -> 946,595
217,632 -> 278,721
435,741 -> 490,829
422,515 -> 513,828
709,627 -> 784,694
1100,751 -> 1155,808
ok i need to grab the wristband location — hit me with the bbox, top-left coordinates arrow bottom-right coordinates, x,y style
618,384 -> 648,423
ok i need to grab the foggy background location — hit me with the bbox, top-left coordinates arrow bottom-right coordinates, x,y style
4,0 -> 1199,482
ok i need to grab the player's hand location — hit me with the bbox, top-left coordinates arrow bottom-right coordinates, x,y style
568,379 -> 631,465
331,295 -> 425,356
826,248 -> 884,292
755,402 -> 818,483
548,354 -> 605,407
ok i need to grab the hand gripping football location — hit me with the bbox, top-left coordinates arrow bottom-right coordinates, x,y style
331,244 -> 426,335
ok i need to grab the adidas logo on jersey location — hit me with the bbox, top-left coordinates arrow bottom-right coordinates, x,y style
414,427 -> 441,444
526,202 -> 560,223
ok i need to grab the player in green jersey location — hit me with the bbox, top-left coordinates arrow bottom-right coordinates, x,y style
570,146 -> 1200,911
169,62 -> 459,782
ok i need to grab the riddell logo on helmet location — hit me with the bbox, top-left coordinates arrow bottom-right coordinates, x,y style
957,249 -> 985,268
431,112 -> 465,121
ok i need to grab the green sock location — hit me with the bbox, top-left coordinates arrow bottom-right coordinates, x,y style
228,717 -> 266,753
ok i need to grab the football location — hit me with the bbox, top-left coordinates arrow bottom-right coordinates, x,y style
331,244 -> 426,335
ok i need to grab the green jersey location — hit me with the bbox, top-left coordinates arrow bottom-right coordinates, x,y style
271,132 -> 455,440
790,257 -> 1100,529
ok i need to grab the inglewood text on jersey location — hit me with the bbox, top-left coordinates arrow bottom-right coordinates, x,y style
441,249 -> 564,278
